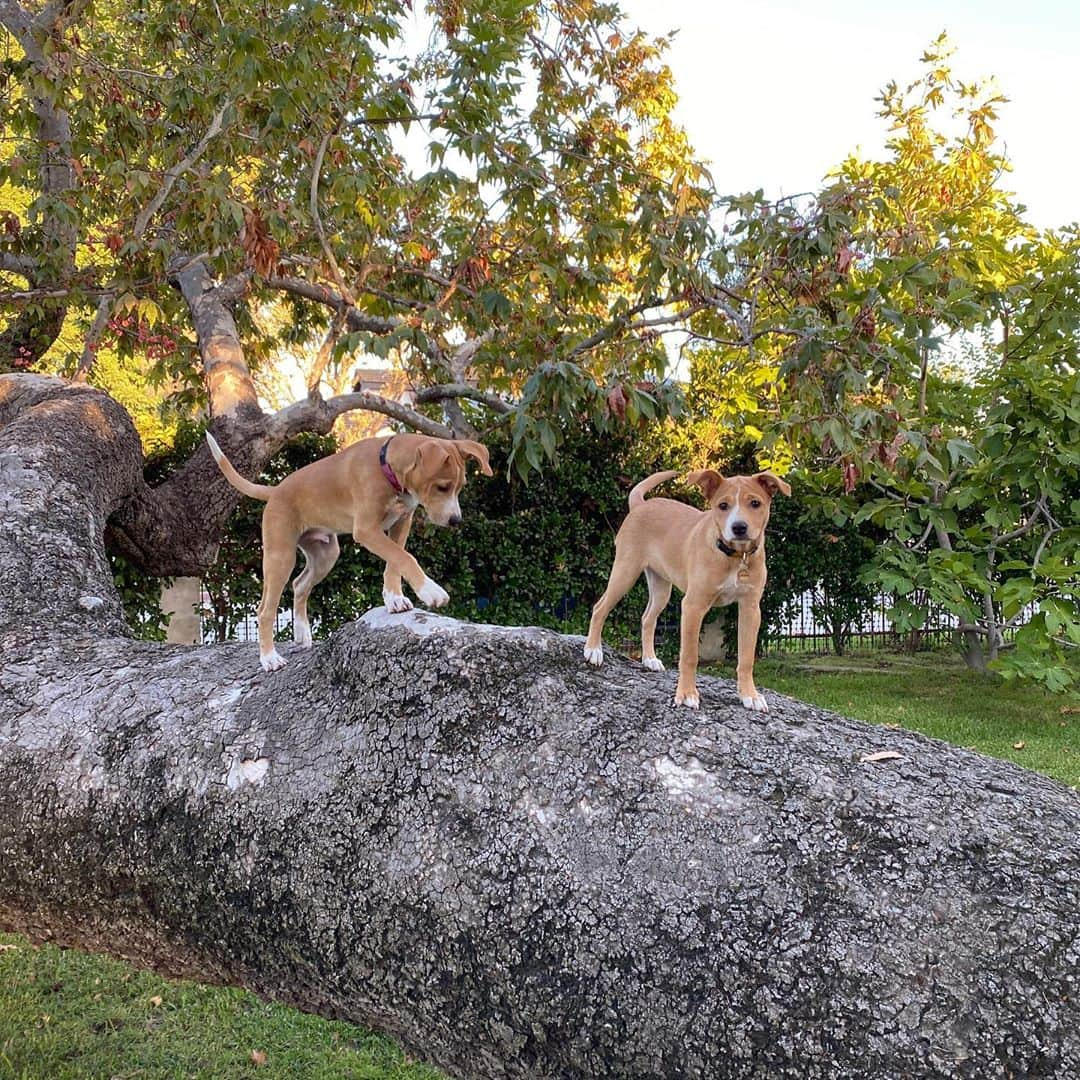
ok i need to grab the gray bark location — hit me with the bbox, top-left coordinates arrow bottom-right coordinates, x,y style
1,373 -> 1079,1079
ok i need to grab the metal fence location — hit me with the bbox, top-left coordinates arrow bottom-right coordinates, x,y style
758,589 -> 957,656
207,589 -> 1029,658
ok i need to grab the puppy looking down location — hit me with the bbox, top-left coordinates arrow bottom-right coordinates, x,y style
584,468 -> 790,711
207,431 -> 492,672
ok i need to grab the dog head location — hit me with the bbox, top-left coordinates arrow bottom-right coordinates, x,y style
686,469 -> 791,553
404,437 -> 493,526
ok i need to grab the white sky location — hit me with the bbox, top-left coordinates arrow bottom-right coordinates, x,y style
620,0 -> 1080,229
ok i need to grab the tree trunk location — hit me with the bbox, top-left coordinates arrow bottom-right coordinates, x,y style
2,374 -> 1079,1080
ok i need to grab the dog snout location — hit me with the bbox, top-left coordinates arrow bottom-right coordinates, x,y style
731,520 -> 749,538
448,513 -> 462,527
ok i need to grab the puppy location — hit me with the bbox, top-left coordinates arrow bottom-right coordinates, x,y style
207,432 -> 492,671
584,468 -> 790,711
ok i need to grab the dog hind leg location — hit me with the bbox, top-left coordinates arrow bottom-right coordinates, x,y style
257,514 -> 298,672
292,530 -> 341,649
584,553 -> 643,666
640,567 -> 672,671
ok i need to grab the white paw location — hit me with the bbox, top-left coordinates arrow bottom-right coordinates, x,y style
583,644 -> 604,666
741,694 -> 769,713
674,690 -> 700,709
642,657 -> 665,672
382,589 -> 414,614
260,649 -> 287,672
417,577 -> 450,608
293,619 -> 312,649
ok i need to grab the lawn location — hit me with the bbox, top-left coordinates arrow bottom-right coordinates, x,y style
3,652 -> 1076,1078
0,937 -> 443,1080
705,650 -> 1080,789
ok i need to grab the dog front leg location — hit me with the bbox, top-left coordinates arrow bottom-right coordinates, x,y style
354,525 -> 449,609
674,595 -> 710,709
736,598 -> 767,712
381,513 -> 415,613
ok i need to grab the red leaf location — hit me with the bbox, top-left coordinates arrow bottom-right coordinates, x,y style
606,383 -> 627,421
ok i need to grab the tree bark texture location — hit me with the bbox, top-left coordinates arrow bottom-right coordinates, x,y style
1,374 -> 1079,1079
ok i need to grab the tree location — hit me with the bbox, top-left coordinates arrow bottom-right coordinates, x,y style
679,36 -> 1079,686
0,0 -> 710,577
4,373 -> 1080,1080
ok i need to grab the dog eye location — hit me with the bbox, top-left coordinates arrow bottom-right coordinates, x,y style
718,501 -> 729,510
750,499 -> 762,508
437,483 -> 452,493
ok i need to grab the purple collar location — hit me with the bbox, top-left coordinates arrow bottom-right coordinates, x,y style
379,437 -> 405,494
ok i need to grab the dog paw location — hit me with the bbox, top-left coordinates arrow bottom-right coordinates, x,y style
417,577 -> 450,608
583,644 -> 604,666
382,589 -> 413,614
260,649 -> 287,672
741,694 -> 769,713
293,620 -> 313,649
674,689 -> 700,709
642,657 -> 665,672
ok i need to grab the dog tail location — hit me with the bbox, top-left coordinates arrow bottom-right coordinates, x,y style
206,432 -> 274,501
628,470 -> 680,510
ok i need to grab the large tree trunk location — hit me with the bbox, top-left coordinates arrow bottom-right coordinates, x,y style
2,374 -> 1079,1079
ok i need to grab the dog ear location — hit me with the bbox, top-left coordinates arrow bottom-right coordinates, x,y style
686,469 -> 725,504
454,439 -> 494,476
753,472 -> 791,498
406,441 -> 450,483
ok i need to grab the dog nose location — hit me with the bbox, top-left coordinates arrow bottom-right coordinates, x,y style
731,520 -> 748,537
448,514 -> 462,527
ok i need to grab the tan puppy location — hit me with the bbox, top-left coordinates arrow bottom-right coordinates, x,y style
206,432 -> 492,672
584,468 -> 791,711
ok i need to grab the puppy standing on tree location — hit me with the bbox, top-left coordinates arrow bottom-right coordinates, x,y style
584,468 -> 791,711
206,432 -> 493,672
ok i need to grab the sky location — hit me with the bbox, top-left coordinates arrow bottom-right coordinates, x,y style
619,0 -> 1080,229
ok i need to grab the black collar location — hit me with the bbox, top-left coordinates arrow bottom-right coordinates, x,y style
379,437 -> 405,494
716,537 -> 759,558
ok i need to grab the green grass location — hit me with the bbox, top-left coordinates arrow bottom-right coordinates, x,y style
3,652 -> 1077,1078
705,650 -> 1080,789
0,937 -> 444,1080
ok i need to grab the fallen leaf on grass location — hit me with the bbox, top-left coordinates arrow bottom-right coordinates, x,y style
251,1050 -> 268,1067
148,995 -> 163,1007
0,943 -> 18,951
1012,741 -> 1025,751
860,750 -> 904,763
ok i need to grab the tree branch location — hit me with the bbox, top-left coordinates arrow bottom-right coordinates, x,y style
265,275 -> 443,363
272,391 -> 453,440
169,257 -> 261,420
309,128 -> 354,305
0,253 -> 38,282
133,98 -> 231,239
0,1 -> 42,65
71,294 -> 112,382
414,383 -> 512,415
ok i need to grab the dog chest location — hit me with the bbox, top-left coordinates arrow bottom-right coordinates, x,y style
713,565 -> 755,605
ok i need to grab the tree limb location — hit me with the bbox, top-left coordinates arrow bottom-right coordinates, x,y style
133,98 -> 232,239
265,275 -> 444,363
169,257 -> 261,420
71,294 -> 113,382
309,127 -> 354,305
414,383 -> 512,415
272,391 -> 453,440
0,253 -> 38,282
